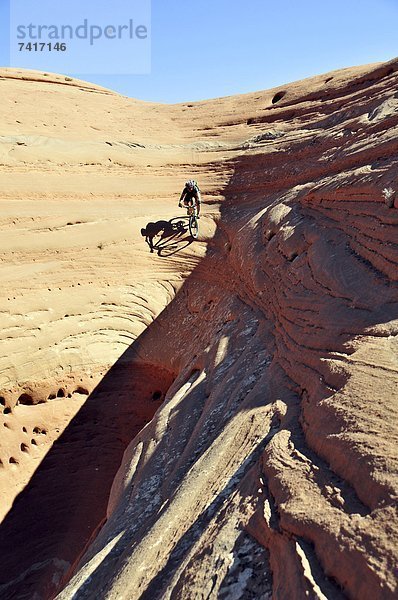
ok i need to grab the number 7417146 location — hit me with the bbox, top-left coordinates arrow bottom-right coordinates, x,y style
18,42 -> 67,51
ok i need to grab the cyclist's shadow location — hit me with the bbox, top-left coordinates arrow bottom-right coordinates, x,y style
141,218 -> 192,256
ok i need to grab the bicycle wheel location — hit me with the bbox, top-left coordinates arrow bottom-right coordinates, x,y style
189,214 -> 199,239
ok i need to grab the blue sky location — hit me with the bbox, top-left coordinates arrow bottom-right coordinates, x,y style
0,0 -> 397,102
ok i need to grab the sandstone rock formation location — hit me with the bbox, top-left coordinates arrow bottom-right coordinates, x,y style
0,60 -> 397,599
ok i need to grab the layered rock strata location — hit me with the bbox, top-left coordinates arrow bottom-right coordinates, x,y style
0,60 -> 397,599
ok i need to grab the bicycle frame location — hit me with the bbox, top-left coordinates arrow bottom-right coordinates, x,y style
182,201 -> 198,216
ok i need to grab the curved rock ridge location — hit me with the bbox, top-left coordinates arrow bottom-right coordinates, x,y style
0,59 -> 397,599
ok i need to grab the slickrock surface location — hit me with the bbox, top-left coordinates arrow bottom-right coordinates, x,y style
0,60 -> 397,599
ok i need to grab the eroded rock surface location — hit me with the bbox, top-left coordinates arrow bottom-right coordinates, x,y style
0,60 -> 397,599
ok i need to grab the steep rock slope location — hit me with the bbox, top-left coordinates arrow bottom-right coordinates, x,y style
0,60 -> 397,599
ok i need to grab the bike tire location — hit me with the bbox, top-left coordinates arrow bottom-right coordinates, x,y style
189,215 -> 199,239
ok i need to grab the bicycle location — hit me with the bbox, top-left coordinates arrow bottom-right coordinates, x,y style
180,201 -> 199,239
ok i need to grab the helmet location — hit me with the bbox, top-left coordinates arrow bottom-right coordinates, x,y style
186,179 -> 195,190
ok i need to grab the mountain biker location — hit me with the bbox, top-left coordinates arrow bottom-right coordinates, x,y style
178,180 -> 201,218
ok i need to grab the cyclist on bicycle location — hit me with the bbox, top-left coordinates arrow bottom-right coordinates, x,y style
178,179 -> 201,218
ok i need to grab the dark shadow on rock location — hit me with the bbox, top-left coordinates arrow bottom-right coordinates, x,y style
141,219 -> 191,256
0,361 -> 176,600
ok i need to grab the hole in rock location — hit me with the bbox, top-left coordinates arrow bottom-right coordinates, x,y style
18,393 -> 34,406
272,91 -> 286,104
33,427 -> 47,435
57,389 -> 66,398
0,361 -> 176,599
0,397 -> 5,406
48,393 -> 56,400
325,77 -> 333,83
73,387 -> 89,396
20,444 -> 29,453
3,407 -> 11,415
22,427 -> 27,433
9,457 -> 18,465
186,368 -> 201,386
